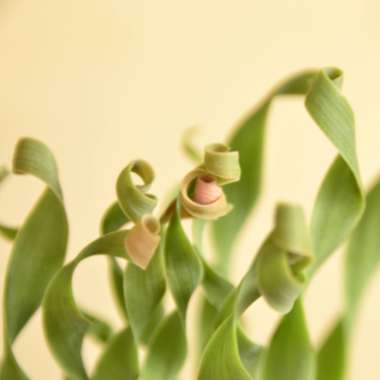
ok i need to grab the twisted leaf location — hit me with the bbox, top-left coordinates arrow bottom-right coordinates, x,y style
42,230 -> 132,380
199,203 -> 311,379
1,138 -> 69,380
138,200 -> 202,380
212,68 -> 364,276
264,68 -> 364,380
317,177 -> 380,380
116,160 -> 157,222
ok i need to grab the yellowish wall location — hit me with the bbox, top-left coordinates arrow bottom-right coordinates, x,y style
1,1 -> 380,379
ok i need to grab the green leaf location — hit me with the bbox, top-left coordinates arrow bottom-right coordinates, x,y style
198,203 -> 310,380
165,201 -> 203,317
263,301 -> 315,380
82,311 -> 113,344
0,167 -> 18,240
212,68 -> 364,277
116,160 -> 157,222
198,317 -> 252,380
92,328 -> 139,380
42,230 -> 132,380
317,177 -> 380,380
316,320 -> 346,380
213,67 -> 363,380
123,241 -> 166,343
100,202 -> 129,320
345,178 -> 380,323
139,312 -> 187,380
0,224 -> 18,241
1,138 -> 69,380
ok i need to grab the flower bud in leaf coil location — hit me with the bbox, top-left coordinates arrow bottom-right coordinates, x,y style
180,169 -> 232,220
125,215 -> 161,269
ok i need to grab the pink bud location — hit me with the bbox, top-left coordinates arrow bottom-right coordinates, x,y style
193,175 -> 223,205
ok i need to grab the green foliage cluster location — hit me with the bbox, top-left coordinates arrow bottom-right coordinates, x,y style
1,67 -> 379,380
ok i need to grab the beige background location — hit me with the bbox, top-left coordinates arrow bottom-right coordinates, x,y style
1,0 -> 380,379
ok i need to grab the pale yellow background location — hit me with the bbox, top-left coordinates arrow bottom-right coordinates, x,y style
1,1 -> 380,379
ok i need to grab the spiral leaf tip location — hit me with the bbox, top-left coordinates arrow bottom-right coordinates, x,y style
180,169 -> 232,220
257,203 -> 312,313
125,215 -> 161,269
179,143 -> 240,220
204,143 -> 241,185
116,160 -> 158,222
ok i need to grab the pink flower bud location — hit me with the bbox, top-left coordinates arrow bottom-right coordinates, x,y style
193,175 -> 223,205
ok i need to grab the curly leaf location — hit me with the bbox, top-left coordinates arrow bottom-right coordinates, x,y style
199,202 -> 310,380
42,230 -> 133,380
212,68 -> 364,276
1,138 -> 69,380
116,160 -> 157,222
266,68 -> 364,380
317,177 -> 380,380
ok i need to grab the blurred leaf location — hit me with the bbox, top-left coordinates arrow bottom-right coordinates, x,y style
317,177 -> 380,380
82,310 -> 113,344
345,178 -> 380,323
316,320 -> 346,380
263,301 -> 315,380
139,312 -> 187,380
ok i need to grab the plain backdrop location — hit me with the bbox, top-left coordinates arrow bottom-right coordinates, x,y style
1,1 -> 380,379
